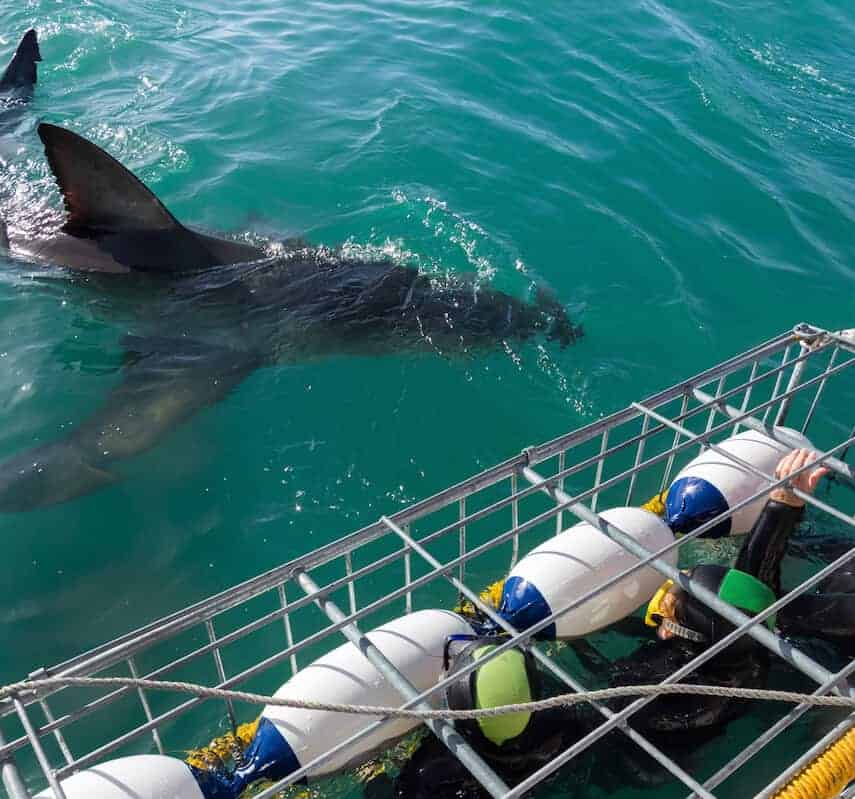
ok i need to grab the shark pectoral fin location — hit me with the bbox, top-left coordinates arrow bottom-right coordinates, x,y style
74,335 -> 261,463
0,338 -> 260,511
0,30 -> 40,93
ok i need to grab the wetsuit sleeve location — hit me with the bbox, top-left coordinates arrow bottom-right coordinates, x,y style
734,500 -> 804,595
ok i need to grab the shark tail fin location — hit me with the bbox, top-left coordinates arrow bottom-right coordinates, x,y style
0,217 -> 8,251
0,30 -> 41,93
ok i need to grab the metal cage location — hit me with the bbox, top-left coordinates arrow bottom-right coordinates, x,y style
2,321 -> 854,799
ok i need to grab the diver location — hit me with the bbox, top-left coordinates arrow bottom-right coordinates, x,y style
364,449 -> 830,798
363,637 -> 599,799
585,448 -> 830,735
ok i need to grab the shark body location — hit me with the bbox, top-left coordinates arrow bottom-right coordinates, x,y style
0,121 -> 579,511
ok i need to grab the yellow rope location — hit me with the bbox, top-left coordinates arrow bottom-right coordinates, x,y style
773,727 -> 855,799
454,579 -> 505,616
185,718 -> 260,771
641,490 -> 667,517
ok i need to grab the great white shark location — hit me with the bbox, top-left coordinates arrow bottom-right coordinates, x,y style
0,119 -> 579,511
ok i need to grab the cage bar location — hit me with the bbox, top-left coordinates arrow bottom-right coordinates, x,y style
4,323 -> 853,799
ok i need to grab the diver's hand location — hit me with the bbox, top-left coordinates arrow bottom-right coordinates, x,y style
770,448 -> 830,507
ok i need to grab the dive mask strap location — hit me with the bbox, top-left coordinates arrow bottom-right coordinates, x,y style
660,617 -> 708,643
442,634 -> 511,673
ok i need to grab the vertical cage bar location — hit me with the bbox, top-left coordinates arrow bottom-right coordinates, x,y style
762,344 -> 791,424
705,375 -> 726,433
403,523 -> 413,614
733,359 -> 759,435
345,552 -> 357,617
458,498 -> 466,585
27,670 -> 74,768
127,658 -> 164,755
801,346 -> 838,433
0,727 -> 31,799
36,699 -> 73,766
591,428 -> 609,511
510,473 -> 520,568
277,583 -> 298,677
775,341 -> 811,427
625,413 -> 649,505
12,697 -> 66,799
660,394 -> 688,491
555,450 -> 566,533
205,620 -> 236,731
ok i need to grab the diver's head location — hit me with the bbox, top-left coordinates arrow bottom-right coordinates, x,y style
645,565 -> 776,648
444,636 -> 540,749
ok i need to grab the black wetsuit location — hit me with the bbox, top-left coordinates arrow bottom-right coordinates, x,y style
363,701 -> 599,799
779,523 -> 855,651
365,500 -> 805,799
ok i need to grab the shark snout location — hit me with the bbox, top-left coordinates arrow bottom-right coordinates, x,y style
534,284 -> 582,348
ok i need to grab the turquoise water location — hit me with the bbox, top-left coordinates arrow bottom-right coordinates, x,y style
0,0 -> 853,796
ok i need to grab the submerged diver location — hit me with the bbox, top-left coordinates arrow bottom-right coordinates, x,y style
365,449 -> 830,798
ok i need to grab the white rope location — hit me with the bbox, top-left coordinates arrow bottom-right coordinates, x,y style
2,676 -> 854,721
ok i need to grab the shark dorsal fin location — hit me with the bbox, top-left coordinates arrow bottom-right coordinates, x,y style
35,123 -> 265,272
0,30 -> 41,92
37,123 -> 187,237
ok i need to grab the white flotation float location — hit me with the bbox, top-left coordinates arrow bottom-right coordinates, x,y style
36,608 -> 475,799
664,427 -> 813,538
498,507 -> 677,638
34,754 -> 205,799
231,607 -> 475,791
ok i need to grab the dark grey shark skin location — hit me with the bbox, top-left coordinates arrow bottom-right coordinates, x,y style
10,123 -> 264,272
0,124 -> 579,511
0,29 -> 41,141
0,29 -> 40,95
0,29 -> 41,247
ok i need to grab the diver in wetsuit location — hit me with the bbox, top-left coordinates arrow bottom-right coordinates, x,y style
769,456 -> 855,651
364,449 -> 830,798
596,448 -> 830,734
364,638 -> 595,799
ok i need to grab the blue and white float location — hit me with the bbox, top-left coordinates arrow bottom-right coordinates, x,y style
236,608 -> 474,789
664,427 -> 813,538
36,608 -> 475,798
498,507 -> 677,639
